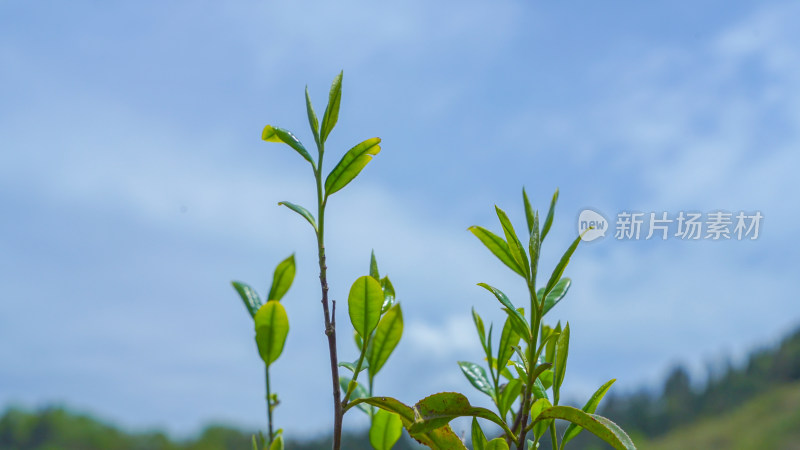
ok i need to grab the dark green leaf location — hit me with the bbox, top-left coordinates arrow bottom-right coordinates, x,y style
457,361 -> 495,398
498,378 -> 522,419
277,201 -> 317,232
320,71 -> 343,143
541,188 -> 559,241
543,236 -> 582,299
472,307 -> 487,351
267,254 -> 295,301
553,323 -> 570,402
324,137 -> 381,196
533,406 -> 636,450
529,211 -> 540,295
339,360 -> 369,375
370,409 -> 403,450
497,316 -> 521,375
409,392 -> 516,443
471,418 -> 488,450
348,276 -> 384,338
495,205 -> 530,279
231,281 -> 262,318
262,125 -> 315,168
477,283 -> 530,337
305,86 -> 320,147
468,226 -> 525,277
561,379 -> 617,446
537,278 -> 571,317
254,301 -> 289,366
367,303 -> 403,377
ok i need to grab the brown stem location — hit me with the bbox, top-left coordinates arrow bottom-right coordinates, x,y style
318,247 -> 342,449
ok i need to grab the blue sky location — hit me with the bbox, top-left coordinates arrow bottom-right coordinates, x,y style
1,0 -> 798,438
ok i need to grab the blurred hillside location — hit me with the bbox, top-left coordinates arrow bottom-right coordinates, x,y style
2,324 -> 798,449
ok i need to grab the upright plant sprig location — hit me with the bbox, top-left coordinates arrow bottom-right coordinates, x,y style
261,72 -> 382,449
232,255 -> 296,450
463,188 -> 636,450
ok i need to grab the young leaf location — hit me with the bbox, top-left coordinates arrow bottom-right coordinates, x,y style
468,226 -> 525,277
269,435 -> 284,450
320,71 -> 343,143
254,301 -> 289,366
354,330 -> 363,351
277,201 -> 318,232
325,137 -> 381,196
530,398 -> 553,441
339,376 -> 370,415
367,303 -> 403,378
471,418 -> 488,450
457,361 -> 495,398
533,406 -> 636,450
497,316 -> 521,375
305,86 -> 320,147
541,188 -> 559,241
472,307 -> 487,351
561,379 -> 617,447
498,378 -> 522,419
348,275 -> 384,338
477,283 -> 530,337
231,281 -> 262,318
262,125 -> 315,169
486,438 -> 510,450
495,205 -> 530,279
545,322 -> 561,364
543,235 -> 582,299
538,278 -> 571,316
380,276 -> 395,313
370,409 -> 403,450
267,254 -> 295,301
553,322 -> 571,401
522,187 -> 535,235
529,211 -> 540,291
369,250 -> 380,280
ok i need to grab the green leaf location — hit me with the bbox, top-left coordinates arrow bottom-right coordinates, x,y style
380,276 -> 395,314
553,323 -> 570,402
457,361 -> 495,398
486,438 -> 510,450
497,316 -> 521,375
545,322 -> 561,364
541,188 -> 559,241
522,187 -> 535,235
339,376 -> 370,415
468,226 -> 525,277
325,137 -> 381,196
320,71 -> 343,143
528,210 -> 540,294
538,278 -> 571,317
498,378 -> 522,419
477,283 -> 530,337
530,398 -> 553,441
277,201 -> 317,232
268,435 -> 284,450
369,250 -> 380,280
345,396 -> 466,449
543,236 -> 582,299
267,254 -> 296,301
562,379 -> 616,447
533,406 -> 636,450
409,392 -> 516,443
471,418 -> 488,450
495,205 -> 530,279
254,301 -> 289,366
339,360 -> 369,375
262,125 -> 315,169
305,86 -> 320,147
354,330 -> 363,351
367,303 -> 403,378
370,409 -> 403,450
532,378 -> 549,401
348,275 -> 384,338
472,308 -> 487,352
231,281 -> 262,318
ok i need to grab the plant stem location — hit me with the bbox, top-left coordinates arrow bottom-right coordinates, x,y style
549,421 -> 558,450
265,366 -> 274,443
341,338 -> 369,406
315,144 -> 343,450
517,282 -> 541,450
